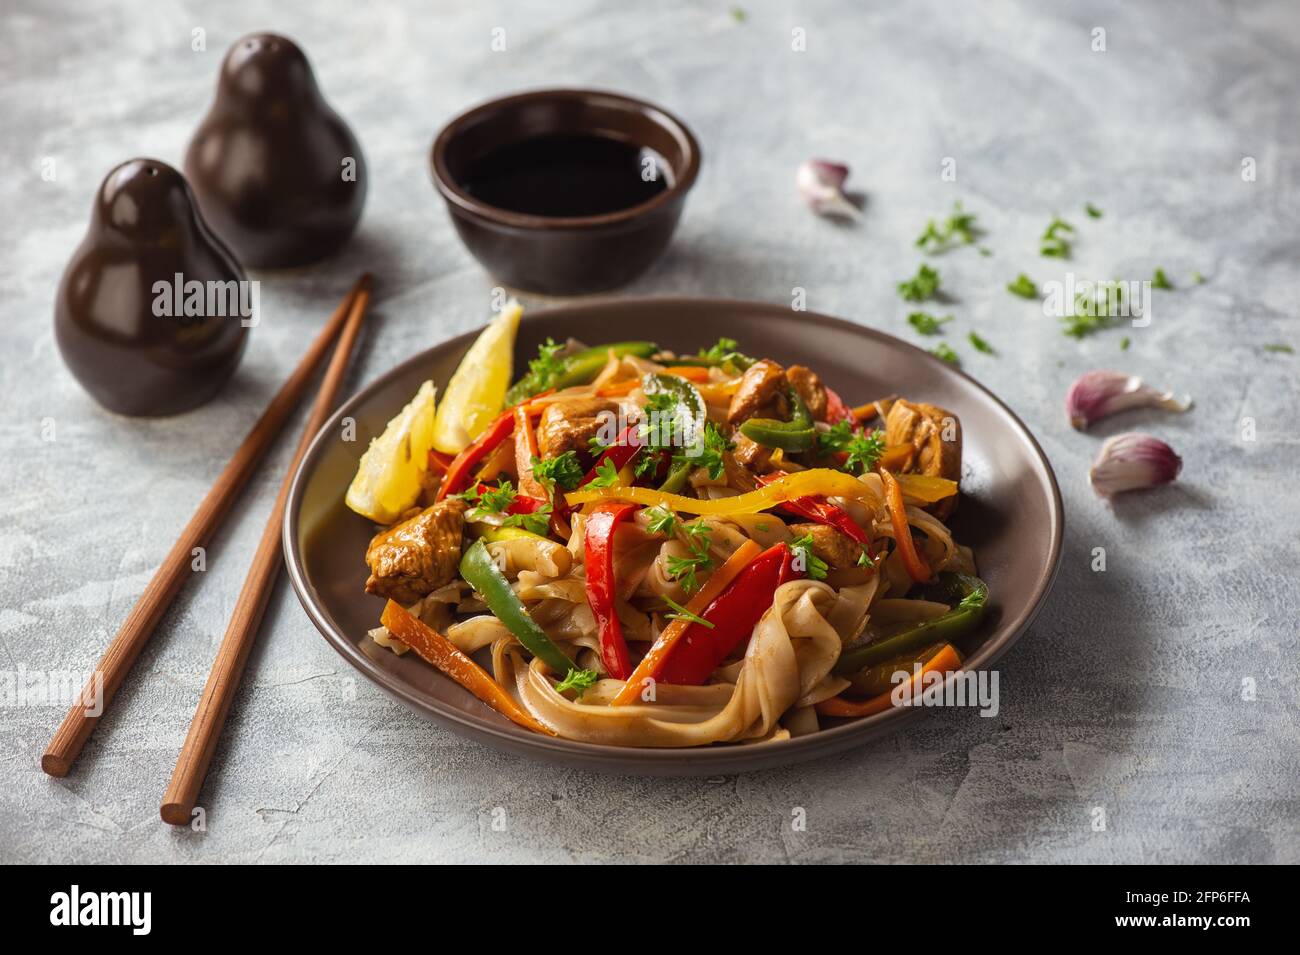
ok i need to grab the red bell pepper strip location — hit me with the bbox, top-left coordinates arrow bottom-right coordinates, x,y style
757,473 -> 871,548
824,386 -> 855,425
434,394 -> 552,502
583,501 -> 638,680
658,542 -> 795,686
579,424 -> 642,487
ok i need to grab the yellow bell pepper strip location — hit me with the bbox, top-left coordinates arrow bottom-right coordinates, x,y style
565,467 -> 879,515
849,642 -> 951,697
880,467 -> 931,582
833,573 -> 987,676
816,643 -> 962,718
596,366 -> 711,397
739,388 -> 815,452
506,341 -> 657,404
892,472 -> 958,503
380,600 -> 553,735
584,501 -> 639,680
610,539 -> 762,706
459,539 -> 573,675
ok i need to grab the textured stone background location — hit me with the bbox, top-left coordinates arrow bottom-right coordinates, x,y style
2,0 -> 1297,864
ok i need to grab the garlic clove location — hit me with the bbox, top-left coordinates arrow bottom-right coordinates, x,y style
1089,431 -> 1182,498
796,159 -> 860,219
1066,369 -> 1191,430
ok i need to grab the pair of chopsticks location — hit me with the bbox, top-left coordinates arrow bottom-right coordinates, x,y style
42,274 -> 374,827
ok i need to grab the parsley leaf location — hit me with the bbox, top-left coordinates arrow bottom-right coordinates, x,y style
1065,280 -> 1126,338
587,458 -> 621,489
931,342 -> 960,365
1119,336 -> 1131,351
531,452 -> 584,493
663,596 -> 715,629
553,667 -> 599,697
816,419 -> 854,456
673,421 -> 731,480
501,504 -> 553,536
968,331 -> 994,354
790,534 -> 829,581
464,480 -> 517,520
907,311 -> 953,335
1264,343 -> 1294,354
1085,202 -> 1103,219
857,549 -> 878,568
666,522 -> 714,594
844,429 -> 886,473
1040,217 -> 1075,258
1152,267 -> 1173,290
897,264 -> 942,302
698,337 -> 753,371
1007,273 -> 1038,298
646,505 -> 678,536
916,203 -> 981,254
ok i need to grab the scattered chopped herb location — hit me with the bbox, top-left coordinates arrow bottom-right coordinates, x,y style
587,433 -> 609,454
844,429 -> 887,474
553,668 -> 599,697
897,263 -> 942,302
1264,343 -> 1294,354
968,331 -> 994,354
501,505 -> 552,536
730,5 -> 747,22
816,419 -> 854,456
857,548 -> 878,569
1119,336 -> 1131,351
531,451 -> 583,493
1065,280 -> 1127,338
978,247 -> 993,257
666,524 -> 714,594
1192,271 -> 1206,284
587,458 -> 621,489
915,202 -> 981,253
663,596 -> 715,628
673,421 -> 732,480
1040,217 -> 1075,258
463,480 -> 517,519
1152,267 -> 1173,290
698,336 -> 753,370
646,505 -> 678,536
756,522 -> 771,532
1085,202 -> 1103,219
907,311 -> 954,335
521,338 -> 565,394
790,534 -> 829,581
1007,273 -> 1038,298
930,342 -> 960,364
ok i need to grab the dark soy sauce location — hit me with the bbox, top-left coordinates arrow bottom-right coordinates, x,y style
460,134 -> 670,217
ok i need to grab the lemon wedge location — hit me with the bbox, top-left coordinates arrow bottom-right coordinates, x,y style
430,301 -> 522,454
345,379 -> 438,524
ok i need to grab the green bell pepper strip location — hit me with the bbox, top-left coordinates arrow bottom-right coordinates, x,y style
849,641 -> 949,697
642,373 -> 707,493
506,341 -> 657,404
739,389 -> 815,452
833,574 -> 988,676
459,539 -> 573,674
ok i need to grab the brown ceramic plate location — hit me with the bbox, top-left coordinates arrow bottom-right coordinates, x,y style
283,298 -> 1063,774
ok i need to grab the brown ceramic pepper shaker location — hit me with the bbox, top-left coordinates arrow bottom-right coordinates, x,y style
184,33 -> 367,268
54,159 -> 250,417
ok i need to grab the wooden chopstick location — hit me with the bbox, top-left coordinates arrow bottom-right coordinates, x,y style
160,276 -> 373,826
41,275 -> 371,779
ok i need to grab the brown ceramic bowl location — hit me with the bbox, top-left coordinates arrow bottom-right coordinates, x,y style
283,298 -> 1064,775
430,89 -> 700,295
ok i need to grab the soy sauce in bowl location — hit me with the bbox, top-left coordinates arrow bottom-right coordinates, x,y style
460,134 -> 671,218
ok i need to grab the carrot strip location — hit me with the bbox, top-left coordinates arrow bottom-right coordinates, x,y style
513,405 -> 544,498
879,467 -> 931,582
610,539 -> 763,706
815,644 -> 962,718
380,601 -> 554,735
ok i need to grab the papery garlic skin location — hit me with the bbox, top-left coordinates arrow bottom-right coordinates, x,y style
796,159 -> 859,218
1066,369 -> 1190,430
1089,432 -> 1182,498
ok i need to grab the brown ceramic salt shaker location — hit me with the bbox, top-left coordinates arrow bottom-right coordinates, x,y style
54,159 -> 250,417
185,32 -> 367,268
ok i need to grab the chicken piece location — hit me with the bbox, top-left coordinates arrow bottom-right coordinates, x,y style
536,397 -> 621,459
786,365 -> 829,421
365,498 -> 467,604
884,399 -> 962,518
727,360 -> 789,425
789,523 -> 863,570
731,432 -> 774,473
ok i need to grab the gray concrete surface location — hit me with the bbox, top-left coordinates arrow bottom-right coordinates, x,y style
2,0 -> 1297,864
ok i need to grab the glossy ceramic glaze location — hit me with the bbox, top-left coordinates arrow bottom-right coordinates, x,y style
54,158 -> 249,417
185,33 -> 366,268
430,89 -> 700,295
283,299 -> 1064,774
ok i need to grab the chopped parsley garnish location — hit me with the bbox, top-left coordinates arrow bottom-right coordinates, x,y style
897,264 -> 941,302
1085,202 -> 1103,219
520,338 -> 565,394
790,534 -> 829,581
554,667 -> 599,697
663,596 -> 715,629
958,585 -> 988,612
531,451 -> 584,493
462,480 -> 517,519
857,549 -> 878,569
646,505 -> 678,536
906,311 -> 953,335
844,429 -> 887,474
1192,271 -> 1206,285
1065,280 -> 1126,338
915,202 -> 981,253
673,421 -> 731,480
1119,336 -> 1131,351
930,342 -> 960,365
1007,273 -> 1038,298
1152,267 -> 1173,290
587,433 -> 609,454
968,331 -> 994,354
666,521 -> 714,594
1040,217 -> 1075,258
501,505 -> 553,536
587,458 -> 621,489
1264,343 -> 1294,354
816,419 -> 854,456
698,337 -> 753,370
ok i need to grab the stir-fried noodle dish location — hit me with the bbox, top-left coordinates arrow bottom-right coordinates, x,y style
350,332 -> 988,747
